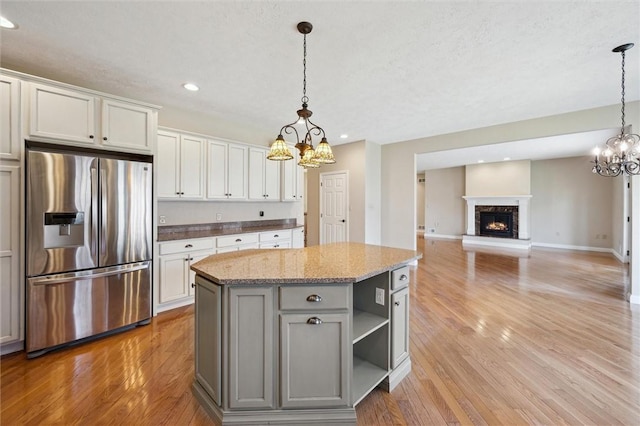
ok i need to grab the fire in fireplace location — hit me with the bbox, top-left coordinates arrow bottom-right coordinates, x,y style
479,212 -> 514,238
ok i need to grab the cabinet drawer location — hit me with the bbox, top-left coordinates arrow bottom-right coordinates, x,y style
259,229 -> 292,243
160,238 -> 215,255
217,233 -> 259,248
391,265 -> 410,291
279,285 -> 349,311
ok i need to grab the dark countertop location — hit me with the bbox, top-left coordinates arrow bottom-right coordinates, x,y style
158,218 -> 302,242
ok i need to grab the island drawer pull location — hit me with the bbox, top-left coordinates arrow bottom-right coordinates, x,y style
400,274 -> 408,281
306,294 -> 322,302
307,317 -> 323,325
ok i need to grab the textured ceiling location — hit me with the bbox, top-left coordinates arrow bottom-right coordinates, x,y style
0,1 -> 638,148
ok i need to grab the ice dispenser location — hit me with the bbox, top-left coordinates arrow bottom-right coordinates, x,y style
44,212 -> 85,248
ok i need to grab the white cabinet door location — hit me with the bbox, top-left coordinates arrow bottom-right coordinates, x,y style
282,153 -> 297,201
390,287 -> 410,369
280,312 -> 350,408
0,75 -> 20,160
188,251 -> 213,296
292,227 -> 305,248
264,153 -> 281,200
227,143 -> 248,199
157,131 -> 181,199
29,83 -> 96,144
159,253 -> 190,303
101,99 -> 154,153
180,135 -> 206,199
0,166 -> 21,345
206,140 -> 228,199
248,147 -> 266,200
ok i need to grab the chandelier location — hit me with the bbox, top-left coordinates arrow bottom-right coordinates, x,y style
592,43 -> 640,177
267,22 -> 335,168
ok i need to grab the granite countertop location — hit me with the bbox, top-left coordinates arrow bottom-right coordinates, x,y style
190,242 -> 422,285
158,219 -> 301,242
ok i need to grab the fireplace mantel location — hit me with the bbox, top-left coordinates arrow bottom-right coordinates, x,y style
462,195 -> 532,249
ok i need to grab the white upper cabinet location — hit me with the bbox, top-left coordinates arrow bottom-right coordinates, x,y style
157,129 -> 205,200
27,82 -> 156,154
282,147 -> 304,201
101,99 -> 154,152
207,140 -> 248,200
29,83 -> 96,145
249,147 -> 281,201
0,75 -> 20,160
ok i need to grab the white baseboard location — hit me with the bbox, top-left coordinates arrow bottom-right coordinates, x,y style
424,233 -> 462,240
630,294 -> 640,305
532,242 -> 615,255
156,297 -> 194,314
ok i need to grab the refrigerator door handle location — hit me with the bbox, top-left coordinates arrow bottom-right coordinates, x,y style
99,166 -> 107,260
29,262 -> 150,286
90,163 -> 99,260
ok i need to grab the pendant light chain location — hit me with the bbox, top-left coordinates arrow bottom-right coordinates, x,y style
302,33 -> 308,104
620,49 -> 626,129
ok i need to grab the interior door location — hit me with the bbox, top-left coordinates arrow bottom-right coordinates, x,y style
320,171 -> 348,244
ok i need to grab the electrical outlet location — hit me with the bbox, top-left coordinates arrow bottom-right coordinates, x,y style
259,211 -> 264,217
375,288 -> 385,305
159,215 -> 166,224
216,213 -> 222,221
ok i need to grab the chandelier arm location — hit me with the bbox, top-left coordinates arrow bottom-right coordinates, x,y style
280,123 -> 301,143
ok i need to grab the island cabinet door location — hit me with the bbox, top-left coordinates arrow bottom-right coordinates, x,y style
195,276 -> 222,406
279,313 -> 350,408
228,286 -> 275,409
390,287 -> 410,369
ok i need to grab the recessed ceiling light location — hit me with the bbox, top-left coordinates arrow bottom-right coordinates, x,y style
0,16 -> 18,29
503,157 -> 511,161
182,83 -> 199,91
340,134 -> 348,139
477,160 -> 484,163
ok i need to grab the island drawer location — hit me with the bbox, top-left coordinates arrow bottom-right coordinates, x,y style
159,238 -> 215,255
259,229 -> 292,243
391,265 -> 410,291
217,233 -> 259,248
279,285 -> 350,311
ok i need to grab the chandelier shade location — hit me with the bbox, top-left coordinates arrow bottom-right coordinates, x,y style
592,43 -> 640,177
268,22 -> 336,168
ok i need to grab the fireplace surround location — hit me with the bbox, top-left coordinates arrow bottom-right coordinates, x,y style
462,195 -> 531,249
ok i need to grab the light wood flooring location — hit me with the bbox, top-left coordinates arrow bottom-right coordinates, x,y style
2,238 -> 639,425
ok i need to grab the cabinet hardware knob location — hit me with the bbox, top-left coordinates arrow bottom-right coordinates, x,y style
89,135 -> 94,139
229,193 -> 232,196
103,137 -> 108,141
400,274 -> 408,281
307,317 -> 323,325
184,258 -> 189,262
306,294 -> 322,302
191,282 -> 195,288
176,192 -> 180,195
274,244 -> 279,248
340,219 -> 346,223
235,238 -> 242,242
394,301 -> 401,306
185,244 -> 193,248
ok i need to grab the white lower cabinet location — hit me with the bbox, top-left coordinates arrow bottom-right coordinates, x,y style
0,165 -> 21,347
216,232 -> 259,252
292,226 -> 305,248
158,238 -> 215,311
259,229 -> 292,249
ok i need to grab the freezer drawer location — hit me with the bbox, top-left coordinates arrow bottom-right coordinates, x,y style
26,261 -> 151,355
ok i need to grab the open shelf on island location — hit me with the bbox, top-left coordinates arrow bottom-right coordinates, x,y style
352,356 -> 389,406
353,310 -> 388,344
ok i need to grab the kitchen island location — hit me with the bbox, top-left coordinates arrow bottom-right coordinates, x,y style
190,242 -> 421,425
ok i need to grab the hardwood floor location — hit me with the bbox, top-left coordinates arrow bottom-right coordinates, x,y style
2,238 -> 638,425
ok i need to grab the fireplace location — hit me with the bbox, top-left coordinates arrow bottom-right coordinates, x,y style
474,205 -> 519,239
479,211 -> 513,238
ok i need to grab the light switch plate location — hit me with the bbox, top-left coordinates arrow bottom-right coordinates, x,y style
375,288 -> 385,305
216,213 -> 222,221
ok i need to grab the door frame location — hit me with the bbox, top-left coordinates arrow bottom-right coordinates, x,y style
319,170 -> 349,244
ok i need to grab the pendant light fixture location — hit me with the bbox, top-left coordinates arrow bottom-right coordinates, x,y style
267,21 -> 336,168
592,43 -> 640,177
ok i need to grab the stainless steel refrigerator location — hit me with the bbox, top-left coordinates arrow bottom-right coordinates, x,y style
26,144 -> 152,357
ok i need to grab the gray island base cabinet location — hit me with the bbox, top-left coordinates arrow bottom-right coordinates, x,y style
190,243 -> 421,425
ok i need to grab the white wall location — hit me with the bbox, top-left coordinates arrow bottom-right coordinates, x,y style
381,101 -> 639,250
530,156 -> 614,249
364,141 -> 382,244
424,167 -> 465,237
465,160 -> 531,196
